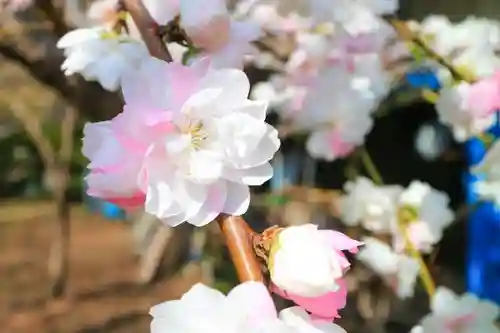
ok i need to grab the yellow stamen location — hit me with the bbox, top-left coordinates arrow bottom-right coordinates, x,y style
100,30 -> 120,40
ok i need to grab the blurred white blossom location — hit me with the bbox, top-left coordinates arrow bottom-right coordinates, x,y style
357,237 -> 419,299
340,177 -> 402,232
411,287 -> 500,333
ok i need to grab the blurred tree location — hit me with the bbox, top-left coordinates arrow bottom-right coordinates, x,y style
0,1 -> 123,298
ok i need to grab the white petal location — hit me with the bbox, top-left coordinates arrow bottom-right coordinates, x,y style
188,149 -> 224,183
145,181 -> 182,219
182,282 -> 226,305
199,68 -> 251,113
237,100 -> 268,122
57,28 -> 99,49
229,123 -> 280,169
226,282 -> 277,321
182,87 -> 224,118
186,180 -> 227,226
223,163 -> 273,185
222,181 -> 250,215
173,178 -> 209,218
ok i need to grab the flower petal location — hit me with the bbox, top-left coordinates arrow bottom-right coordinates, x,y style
222,181 -> 250,215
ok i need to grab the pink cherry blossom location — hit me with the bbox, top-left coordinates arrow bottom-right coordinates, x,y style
271,228 -> 362,320
180,0 -> 261,69
83,56 -> 280,226
466,70 -> 500,117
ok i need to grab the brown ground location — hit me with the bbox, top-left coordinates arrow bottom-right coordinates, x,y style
0,202 -> 203,333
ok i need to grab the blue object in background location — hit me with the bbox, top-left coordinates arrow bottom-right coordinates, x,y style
465,118 -> 500,305
405,68 -> 441,90
82,178 -> 127,221
270,149 -> 303,191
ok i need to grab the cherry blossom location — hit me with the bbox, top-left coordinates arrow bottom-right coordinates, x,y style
296,66 -> 376,160
410,287 -> 500,333
435,83 -> 495,142
57,27 -> 149,91
180,0 -> 261,69
357,237 -> 419,299
150,282 -> 347,333
269,224 -> 362,320
83,57 -> 280,226
340,177 -> 402,233
394,181 -> 454,254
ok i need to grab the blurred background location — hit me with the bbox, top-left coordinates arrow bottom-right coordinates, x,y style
0,1 -> 495,332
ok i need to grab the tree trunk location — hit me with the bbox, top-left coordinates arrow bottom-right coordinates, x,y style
46,167 -> 71,298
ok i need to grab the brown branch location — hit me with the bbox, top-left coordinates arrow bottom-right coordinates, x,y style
216,215 -> 264,282
122,0 -> 172,62
59,105 -> 77,164
9,101 -> 56,168
35,0 -> 70,37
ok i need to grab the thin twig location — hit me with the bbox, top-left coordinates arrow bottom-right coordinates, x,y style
386,17 -> 476,83
359,147 -> 384,185
122,0 -> 172,62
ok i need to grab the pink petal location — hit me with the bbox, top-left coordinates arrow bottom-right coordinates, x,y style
466,73 -> 500,117
321,230 -> 364,254
327,131 -> 356,158
87,190 -> 146,208
272,279 -> 348,320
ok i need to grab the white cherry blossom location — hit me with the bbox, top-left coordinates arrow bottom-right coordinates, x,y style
57,27 -> 149,91
357,237 -> 419,299
340,177 -> 403,233
411,287 -> 500,333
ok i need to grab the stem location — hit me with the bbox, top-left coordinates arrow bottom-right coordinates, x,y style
386,18 -> 476,83
122,0 -> 172,62
216,215 -> 264,282
359,146 -> 437,298
359,147 -> 384,185
399,224 -> 436,297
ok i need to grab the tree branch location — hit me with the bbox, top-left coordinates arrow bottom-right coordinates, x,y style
9,101 -> 56,168
122,0 -> 172,62
216,215 -> 264,282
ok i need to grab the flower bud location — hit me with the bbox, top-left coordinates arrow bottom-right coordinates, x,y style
268,224 -> 345,297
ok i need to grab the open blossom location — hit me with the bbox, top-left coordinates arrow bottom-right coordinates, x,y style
297,66 -> 375,161
309,0 -> 397,36
395,181 -> 454,254
180,0 -> 261,69
57,27 -> 149,91
269,224 -> 362,320
150,282 -> 346,333
83,57 -> 280,226
472,140 -> 500,205
466,70 -> 500,117
357,237 -> 419,299
435,82 -> 495,142
250,75 -> 305,117
410,287 -> 500,333
340,177 -> 402,233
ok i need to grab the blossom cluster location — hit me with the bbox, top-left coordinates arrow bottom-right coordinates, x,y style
244,0 -> 401,160
51,0 -> 500,331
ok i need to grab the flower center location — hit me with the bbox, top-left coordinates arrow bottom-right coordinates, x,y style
99,30 -> 120,40
181,118 -> 209,150
397,205 -> 420,227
